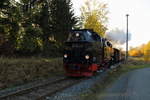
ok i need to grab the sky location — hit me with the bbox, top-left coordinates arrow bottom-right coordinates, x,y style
72,0 -> 150,49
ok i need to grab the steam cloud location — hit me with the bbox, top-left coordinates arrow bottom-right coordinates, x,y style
106,28 -> 131,45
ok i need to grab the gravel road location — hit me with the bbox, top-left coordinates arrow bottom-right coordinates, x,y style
99,68 -> 150,100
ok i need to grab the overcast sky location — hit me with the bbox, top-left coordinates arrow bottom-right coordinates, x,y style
72,0 -> 150,49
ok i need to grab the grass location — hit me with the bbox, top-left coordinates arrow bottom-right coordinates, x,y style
0,57 -> 64,89
0,57 -> 149,94
80,58 -> 150,100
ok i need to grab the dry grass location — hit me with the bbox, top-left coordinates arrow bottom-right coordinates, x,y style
0,57 -> 64,89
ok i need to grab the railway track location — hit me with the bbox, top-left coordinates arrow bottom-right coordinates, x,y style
0,76 -> 84,100
0,64 -> 122,100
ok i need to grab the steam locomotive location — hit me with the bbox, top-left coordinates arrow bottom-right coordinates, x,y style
63,29 -> 124,77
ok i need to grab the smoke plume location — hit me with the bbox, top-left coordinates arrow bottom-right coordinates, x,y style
106,28 -> 131,45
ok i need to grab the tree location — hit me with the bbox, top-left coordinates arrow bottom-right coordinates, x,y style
0,0 -> 21,55
38,1 -> 51,55
49,0 -> 77,42
0,0 -> 78,56
80,0 -> 108,37
129,47 -> 142,57
16,0 -> 44,55
144,41 -> 150,61
129,41 -> 150,61
19,25 -> 43,54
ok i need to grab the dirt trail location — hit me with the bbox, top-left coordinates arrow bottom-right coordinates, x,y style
99,68 -> 150,100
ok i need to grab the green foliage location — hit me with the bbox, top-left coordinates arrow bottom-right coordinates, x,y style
20,26 -> 43,53
0,0 -> 78,57
49,0 -> 77,42
0,0 -> 21,55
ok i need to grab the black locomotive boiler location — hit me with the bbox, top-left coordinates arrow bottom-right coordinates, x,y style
63,29 -> 119,77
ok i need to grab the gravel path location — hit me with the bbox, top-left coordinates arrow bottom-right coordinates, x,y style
99,67 -> 150,100
46,71 -> 108,100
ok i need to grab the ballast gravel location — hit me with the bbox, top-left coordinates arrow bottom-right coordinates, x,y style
46,71 -> 108,100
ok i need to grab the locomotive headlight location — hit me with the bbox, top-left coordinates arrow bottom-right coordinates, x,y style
75,33 -> 80,37
64,54 -> 68,58
85,55 -> 90,60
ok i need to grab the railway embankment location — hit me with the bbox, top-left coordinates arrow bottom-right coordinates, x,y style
0,57 -> 64,90
0,57 -> 121,100
0,57 -> 149,100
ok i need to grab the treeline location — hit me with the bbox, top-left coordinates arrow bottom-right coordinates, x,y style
0,0 -> 108,57
129,41 -> 150,61
0,0 -> 78,57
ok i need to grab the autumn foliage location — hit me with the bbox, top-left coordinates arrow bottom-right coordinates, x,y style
80,0 -> 108,37
129,41 -> 150,61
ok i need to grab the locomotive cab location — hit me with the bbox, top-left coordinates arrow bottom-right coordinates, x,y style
63,29 -> 103,77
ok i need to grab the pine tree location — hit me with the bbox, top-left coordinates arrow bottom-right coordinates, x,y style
49,0 -> 77,43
